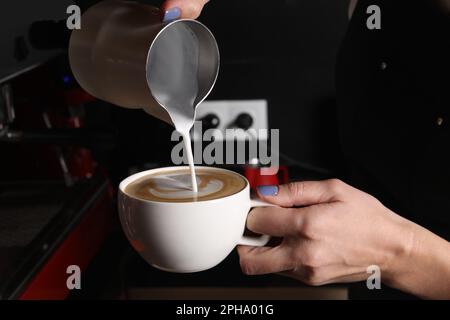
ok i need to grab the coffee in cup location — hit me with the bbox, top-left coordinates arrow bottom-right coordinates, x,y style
118,166 -> 271,273
124,167 -> 246,203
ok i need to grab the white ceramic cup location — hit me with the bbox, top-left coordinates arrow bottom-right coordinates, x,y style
118,166 -> 270,273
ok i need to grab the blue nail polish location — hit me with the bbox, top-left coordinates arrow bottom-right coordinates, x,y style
257,185 -> 279,196
163,7 -> 181,22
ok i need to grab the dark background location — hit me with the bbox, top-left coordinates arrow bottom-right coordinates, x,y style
198,0 -> 349,171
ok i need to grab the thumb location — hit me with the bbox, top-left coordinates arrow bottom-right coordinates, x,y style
256,179 -> 346,208
162,0 -> 209,20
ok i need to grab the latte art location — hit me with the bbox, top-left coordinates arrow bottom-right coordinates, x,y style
125,168 -> 247,202
146,174 -> 223,199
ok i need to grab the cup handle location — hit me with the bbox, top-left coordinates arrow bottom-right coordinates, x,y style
237,199 -> 275,247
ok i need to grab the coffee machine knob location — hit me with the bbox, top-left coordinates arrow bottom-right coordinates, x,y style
234,113 -> 253,130
199,113 -> 220,130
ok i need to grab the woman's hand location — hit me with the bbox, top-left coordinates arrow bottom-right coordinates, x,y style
238,180 -> 450,298
161,0 -> 209,21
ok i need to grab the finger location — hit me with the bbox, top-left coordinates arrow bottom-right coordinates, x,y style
247,206 -> 313,237
279,265 -> 368,286
162,0 -> 209,19
280,270 -> 368,286
257,179 -> 347,208
237,245 -> 292,275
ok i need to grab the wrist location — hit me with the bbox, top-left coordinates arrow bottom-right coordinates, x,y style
380,212 -> 417,286
374,207 -> 450,298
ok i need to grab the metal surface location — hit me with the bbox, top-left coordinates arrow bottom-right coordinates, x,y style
0,128 -> 116,148
0,175 -> 112,299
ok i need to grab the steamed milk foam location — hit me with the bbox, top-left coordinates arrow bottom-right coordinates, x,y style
125,168 -> 247,203
147,23 -> 201,192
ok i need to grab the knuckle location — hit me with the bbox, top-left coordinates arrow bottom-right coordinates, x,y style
294,210 -> 330,240
287,182 -> 304,198
301,266 -> 323,286
239,256 -> 255,275
300,219 -> 314,238
193,1 -> 207,12
308,213 -> 329,236
291,209 -> 304,234
185,2 -> 203,17
326,178 -> 345,194
297,215 -> 317,238
289,244 -> 304,264
301,245 -> 324,268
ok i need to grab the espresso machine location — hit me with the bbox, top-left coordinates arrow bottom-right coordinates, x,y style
0,0 -> 119,299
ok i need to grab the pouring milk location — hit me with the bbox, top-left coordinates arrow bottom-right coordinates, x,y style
147,23 -> 201,193
68,3 -> 220,194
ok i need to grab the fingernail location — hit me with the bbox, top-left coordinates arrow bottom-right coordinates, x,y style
163,7 -> 181,22
257,185 -> 279,196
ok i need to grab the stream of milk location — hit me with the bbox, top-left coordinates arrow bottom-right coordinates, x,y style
147,23 -> 201,192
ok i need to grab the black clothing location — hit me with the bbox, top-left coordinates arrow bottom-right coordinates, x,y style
336,0 -> 450,299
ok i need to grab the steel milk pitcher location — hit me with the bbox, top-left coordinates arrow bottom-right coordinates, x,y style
68,0 -> 220,126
